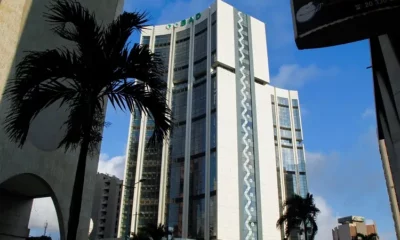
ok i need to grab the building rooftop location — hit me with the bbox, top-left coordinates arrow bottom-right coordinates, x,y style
338,216 -> 365,224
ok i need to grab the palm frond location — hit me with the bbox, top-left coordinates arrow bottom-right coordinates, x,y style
103,11 -> 148,61
4,49 -> 79,147
45,0 -> 103,59
57,96 -> 107,154
310,217 -> 318,240
125,44 -> 167,91
104,81 -> 171,145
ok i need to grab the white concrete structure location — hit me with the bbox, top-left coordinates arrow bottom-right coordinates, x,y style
0,1 -> 123,239
118,1 -> 309,240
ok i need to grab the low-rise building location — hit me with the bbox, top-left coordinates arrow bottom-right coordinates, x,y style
90,173 -> 123,239
332,216 -> 378,240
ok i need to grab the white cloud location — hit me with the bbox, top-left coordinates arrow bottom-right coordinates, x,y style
362,107 -> 375,119
305,151 -> 339,177
97,153 -> 126,179
29,197 -> 59,232
314,196 -> 339,240
271,64 -> 338,89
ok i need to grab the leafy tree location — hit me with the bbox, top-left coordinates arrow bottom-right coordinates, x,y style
276,193 -> 320,240
4,1 -> 171,240
353,233 -> 379,240
27,236 -> 52,240
131,224 -> 171,240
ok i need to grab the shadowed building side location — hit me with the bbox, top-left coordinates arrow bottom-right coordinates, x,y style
370,32 -> 400,240
0,0 -> 124,239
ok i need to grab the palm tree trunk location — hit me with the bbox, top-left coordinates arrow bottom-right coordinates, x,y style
303,220 -> 308,240
66,124 -> 92,240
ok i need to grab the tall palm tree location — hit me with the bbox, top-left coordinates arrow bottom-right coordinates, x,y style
3,1 -> 171,240
276,193 -> 320,240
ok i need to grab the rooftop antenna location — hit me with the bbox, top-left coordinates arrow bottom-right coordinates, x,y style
44,221 -> 48,236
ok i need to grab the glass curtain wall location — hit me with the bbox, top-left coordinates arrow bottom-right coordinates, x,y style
119,35 -> 151,238
272,95 -> 309,240
188,19 -> 208,240
138,34 -> 171,229
119,108 -> 141,238
209,12 -> 217,239
167,28 -> 191,238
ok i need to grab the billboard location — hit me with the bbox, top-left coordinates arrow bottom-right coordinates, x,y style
292,0 -> 400,49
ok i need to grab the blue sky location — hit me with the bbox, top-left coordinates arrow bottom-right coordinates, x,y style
29,0 -> 396,239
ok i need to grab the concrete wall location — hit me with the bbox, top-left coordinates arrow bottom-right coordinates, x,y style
0,190 -> 33,239
0,0 -> 123,239
371,32 -> 400,240
216,68 -> 240,240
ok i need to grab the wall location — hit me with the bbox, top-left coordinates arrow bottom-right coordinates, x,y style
0,0 -> 124,239
0,190 -> 32,239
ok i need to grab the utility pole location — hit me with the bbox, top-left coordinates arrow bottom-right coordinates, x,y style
43,221 -> 48,236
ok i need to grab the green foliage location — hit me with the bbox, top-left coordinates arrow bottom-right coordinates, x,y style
276,193 -> 320,240
27,236 -> 52,240
131,224 -> 171,240
353,233 -> 379,240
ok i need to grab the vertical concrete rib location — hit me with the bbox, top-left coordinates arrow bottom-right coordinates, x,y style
204,6 -> 212,240
182,24 -> 195,238
158,26 -> 177,224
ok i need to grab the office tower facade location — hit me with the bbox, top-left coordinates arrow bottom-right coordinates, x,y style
90,173 -> 123,239
117,1 -> 310,240
370,34 -> 400,239
332,216 -> 378,240
270,87 -> 309,240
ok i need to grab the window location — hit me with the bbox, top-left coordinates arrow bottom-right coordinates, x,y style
280,128 -> 292,139
293,108 -> 301,129
278,106 -> 291,128
297,148 -> 306,172
282,147 -> 295,171
142,36 -> 150,46
277,97 -> 289,106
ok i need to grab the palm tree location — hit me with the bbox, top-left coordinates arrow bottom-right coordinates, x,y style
276,193 -> 320,240
3,1 -> 171,240
367,233 -> 379,240
353,233 -> 379,240
131,224 -> 171,240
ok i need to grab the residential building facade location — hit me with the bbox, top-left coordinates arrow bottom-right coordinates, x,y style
118,1 -> 309,240
90,173 -> 123,239
270,87 -> 309,240
332,216 -> 378,240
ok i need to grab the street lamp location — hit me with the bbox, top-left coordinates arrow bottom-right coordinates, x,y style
123,178 -> 146,189
122,178 -> 146,240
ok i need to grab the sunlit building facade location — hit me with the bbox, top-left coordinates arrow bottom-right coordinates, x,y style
270,87 -> 309,240
118,1 -> 310,240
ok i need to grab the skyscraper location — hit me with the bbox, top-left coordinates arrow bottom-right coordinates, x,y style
118,1 -> 309,240
270,87 -> 309,240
